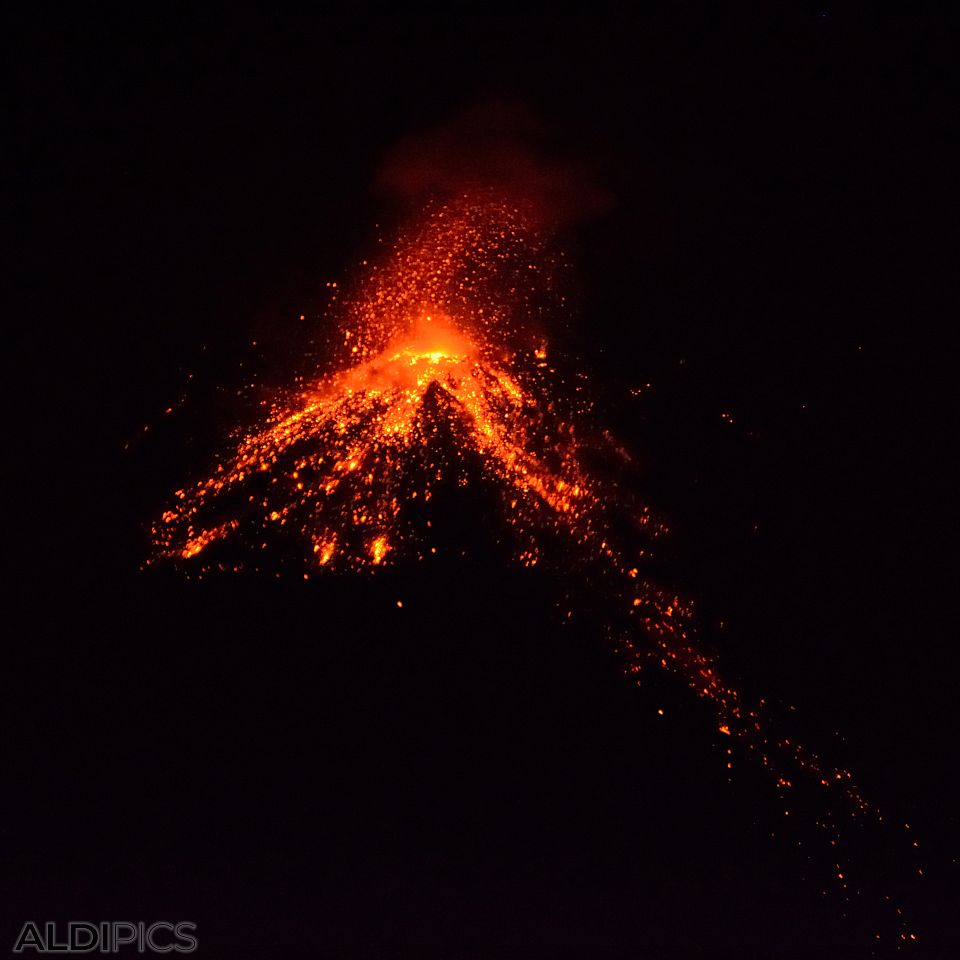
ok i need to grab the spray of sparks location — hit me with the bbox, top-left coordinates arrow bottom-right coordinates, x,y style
151,196 -> 920,946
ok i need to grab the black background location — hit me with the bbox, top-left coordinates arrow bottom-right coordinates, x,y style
6,8 -> 958,958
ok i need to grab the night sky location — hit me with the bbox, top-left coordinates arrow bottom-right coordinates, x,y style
6,9 -> 958,958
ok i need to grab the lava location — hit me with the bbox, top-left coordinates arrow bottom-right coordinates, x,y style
151,195 -> 919,945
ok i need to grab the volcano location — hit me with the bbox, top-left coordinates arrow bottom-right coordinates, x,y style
149,196 -> 919,945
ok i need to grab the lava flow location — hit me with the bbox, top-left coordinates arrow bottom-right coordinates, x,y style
151,195 -> 919,946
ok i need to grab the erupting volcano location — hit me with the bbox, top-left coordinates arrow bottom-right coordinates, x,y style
151,196 -> 919,947
152,198 -> 601,573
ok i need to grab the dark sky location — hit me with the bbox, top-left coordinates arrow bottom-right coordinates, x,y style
6,8 -> 958,958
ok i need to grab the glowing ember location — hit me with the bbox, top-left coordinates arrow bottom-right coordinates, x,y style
151,195 -> 919,942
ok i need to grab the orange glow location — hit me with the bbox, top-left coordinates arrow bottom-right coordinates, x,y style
370,536 -> 390,564
180,520 -> 238,559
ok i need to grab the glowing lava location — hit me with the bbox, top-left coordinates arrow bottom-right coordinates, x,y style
151,195 -> 919,944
